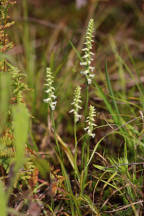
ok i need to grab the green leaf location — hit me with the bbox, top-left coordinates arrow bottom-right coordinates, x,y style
93,164 -> 106,171
0,180 -> 7,216
13,103 -> 29,168
0,73 -> 11,134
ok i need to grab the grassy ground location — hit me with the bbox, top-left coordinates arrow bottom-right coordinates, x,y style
1,0 -> 144,215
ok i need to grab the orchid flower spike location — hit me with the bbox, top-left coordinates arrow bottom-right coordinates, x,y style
80,18 -> 95,85
43,67 -> 57,111
84,105 -> 96,138
70,86 -> 82,123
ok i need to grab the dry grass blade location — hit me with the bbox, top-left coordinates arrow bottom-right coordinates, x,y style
104,200 -> 143,213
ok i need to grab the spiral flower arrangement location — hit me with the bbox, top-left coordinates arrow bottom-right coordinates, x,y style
43,67 -> 57,111
84,105 -> 96,138
80,18 -> 95,85
70,86 -> 82,123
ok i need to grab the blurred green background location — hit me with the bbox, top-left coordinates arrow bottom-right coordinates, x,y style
9,0 -> 144,141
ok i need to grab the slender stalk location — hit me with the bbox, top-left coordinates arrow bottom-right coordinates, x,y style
80,18 -> 94,172
82,104 -> 96,193
82,81 -> 89,169
50,109 -> 61,156
81,135 -> 90,193
69,86 -> 81,177
74,121 -> 80,179
74,121 -> 78,169
81,80 -> 90,194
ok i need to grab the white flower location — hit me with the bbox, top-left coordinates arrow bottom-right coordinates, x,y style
80,18 -> 95,85
84,105 -> 96,138
70,86 -> 82,123
43,67 -> 57,111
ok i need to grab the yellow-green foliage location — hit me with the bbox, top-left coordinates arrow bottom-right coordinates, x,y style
0,180 -> 7,216
14,159 -> 36,188
0,1 -> 33,185
8,63 -> 28,104
0,0 -> 16,71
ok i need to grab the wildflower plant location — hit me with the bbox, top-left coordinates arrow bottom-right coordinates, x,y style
84,105 -> 96,138
43,67 -> 61,156
43,67 -> 57,111
79,19 -> 96,181
70,86 -> 82,123
80,18 -> 95,85
70,86 -> 82,175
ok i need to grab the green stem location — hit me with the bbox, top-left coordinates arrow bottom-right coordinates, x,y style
82,81 -> 89,169
81,135 -> 90,193
74,121 -> 79,177
50,109 -> 61,156
81,81 -> 90,193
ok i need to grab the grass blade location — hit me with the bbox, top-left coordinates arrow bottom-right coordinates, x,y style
105,61 -> 121,125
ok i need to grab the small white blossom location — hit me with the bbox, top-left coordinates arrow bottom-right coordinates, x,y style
70,86 -> 82,123
84,105 -> 96,138
43,67 -> 57,111
80,18 -> 95,85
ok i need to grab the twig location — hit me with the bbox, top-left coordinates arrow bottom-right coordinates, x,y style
104,200 -> 143,213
